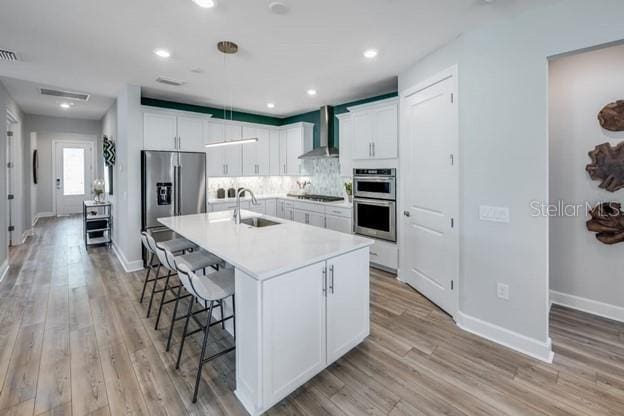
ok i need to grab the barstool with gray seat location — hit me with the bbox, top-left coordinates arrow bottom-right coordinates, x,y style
140,231 -> 197,317
175,261 -> 235,403
148,233 -> 223,351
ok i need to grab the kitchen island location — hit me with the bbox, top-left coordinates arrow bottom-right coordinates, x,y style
159,210 -> 373,416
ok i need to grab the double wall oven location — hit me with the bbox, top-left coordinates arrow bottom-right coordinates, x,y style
353,169 -> 396,242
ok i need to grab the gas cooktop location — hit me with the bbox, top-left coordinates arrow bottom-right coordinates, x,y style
287,194 -> 344,203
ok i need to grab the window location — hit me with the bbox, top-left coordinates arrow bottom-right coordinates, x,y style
63,147 -> 85,196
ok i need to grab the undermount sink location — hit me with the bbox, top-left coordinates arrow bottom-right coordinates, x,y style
241,217 -> 281,228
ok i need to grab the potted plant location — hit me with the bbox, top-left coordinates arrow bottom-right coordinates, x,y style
344,181 -> 353,203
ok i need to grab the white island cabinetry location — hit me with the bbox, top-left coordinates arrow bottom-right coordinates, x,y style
159,211 -> 371,416
237,246 -> 370,413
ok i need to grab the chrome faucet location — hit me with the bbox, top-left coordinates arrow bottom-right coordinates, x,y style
233,188 -> 258,224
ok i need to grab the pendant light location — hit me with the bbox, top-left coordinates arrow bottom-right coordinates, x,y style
205,41 -> 258,148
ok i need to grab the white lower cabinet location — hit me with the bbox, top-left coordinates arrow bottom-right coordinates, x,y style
265,199 -> 277,217
293,209 -> 324,227
325,214 -> 352,234
369,238 -> 398,271
235,247 -> 370,414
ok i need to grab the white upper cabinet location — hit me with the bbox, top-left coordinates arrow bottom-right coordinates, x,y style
283,123 -> 313,176
278,129 -> 288,175
336,113 -> 353,177
144,111 -> 208,152
242,126 -> 270,176
269,128 -> 281,176
144,112 -> 178,151
350,98 -> 398,160
204,120 -> 243,177
177,116 -> 204,152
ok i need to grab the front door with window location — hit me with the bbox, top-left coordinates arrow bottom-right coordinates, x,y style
55,141 -> 94,215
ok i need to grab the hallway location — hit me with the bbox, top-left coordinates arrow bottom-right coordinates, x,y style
0,216 -> 623,415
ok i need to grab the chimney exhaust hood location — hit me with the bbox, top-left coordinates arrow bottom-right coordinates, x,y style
298,105 -> 339,159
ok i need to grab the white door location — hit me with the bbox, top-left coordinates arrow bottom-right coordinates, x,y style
372,105 -> 398,159
6,120 -> 13,246
177,116 -> 204,152
54,141 -> 94,215
400,71 -> 458,316
326,248 -> 370,363
144,112 -> 177,151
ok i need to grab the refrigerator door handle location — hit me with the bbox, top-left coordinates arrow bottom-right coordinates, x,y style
176,164 -> 182,215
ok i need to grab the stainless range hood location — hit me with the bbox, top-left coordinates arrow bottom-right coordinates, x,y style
298,105 -> 339,159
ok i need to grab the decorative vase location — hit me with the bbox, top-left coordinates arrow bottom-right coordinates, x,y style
93,179 -> 105,202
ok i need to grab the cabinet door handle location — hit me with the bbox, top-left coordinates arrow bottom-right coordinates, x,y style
369,142 -> 372,157
372,142 -> 375,157
178,136 -> 182,149
322,266 -> 327,296
329,264 -> 335,294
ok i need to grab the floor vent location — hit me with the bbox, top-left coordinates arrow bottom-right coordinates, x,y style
156,76 -> 186,87
0,49 -> 19,61
40,88 -> 90,101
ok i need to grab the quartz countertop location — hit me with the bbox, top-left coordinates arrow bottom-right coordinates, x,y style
207,194 -> 353,209
159,210 -> 371,281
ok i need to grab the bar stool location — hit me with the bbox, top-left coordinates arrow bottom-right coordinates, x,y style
149,235 -> 223,351
140,231 -> 197,318
175,262 -> 235,403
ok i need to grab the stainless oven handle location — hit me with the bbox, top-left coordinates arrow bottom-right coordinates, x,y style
354,177 -> 394,182
354,198 -> 395,207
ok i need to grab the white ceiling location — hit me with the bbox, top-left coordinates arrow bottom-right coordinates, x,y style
0,0 -> 557,120
0,77 -> 114,120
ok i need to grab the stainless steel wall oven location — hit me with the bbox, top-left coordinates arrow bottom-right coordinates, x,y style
353,169 -> 396,242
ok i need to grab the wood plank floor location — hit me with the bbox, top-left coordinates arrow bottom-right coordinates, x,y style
1,216 -> 623,415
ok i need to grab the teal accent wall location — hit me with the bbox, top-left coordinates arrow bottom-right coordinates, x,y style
141,97 -> 283,126
142,91 -> 398,147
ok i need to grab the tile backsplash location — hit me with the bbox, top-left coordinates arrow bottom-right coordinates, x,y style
207,159 -> 349,199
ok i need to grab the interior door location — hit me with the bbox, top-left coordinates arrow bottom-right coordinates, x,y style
400,74 -> 458,316
6,121 -> 13,245
55,141 -> 94,215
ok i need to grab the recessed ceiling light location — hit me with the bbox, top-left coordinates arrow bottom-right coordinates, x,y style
267,103 -> 275,109
268,1 -> 289,14
153,48 -> 171,58
363,49 -> 378,59
307,89 -> 317,96
59,103 -> 71,109
192,0 -> 216,8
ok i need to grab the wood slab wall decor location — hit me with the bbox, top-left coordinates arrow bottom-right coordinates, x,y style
587,202 -> 624,245
586,141 -> 624,192
598,100 -> 624,131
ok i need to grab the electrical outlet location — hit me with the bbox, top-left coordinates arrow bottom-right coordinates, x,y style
497,283 -> 510,300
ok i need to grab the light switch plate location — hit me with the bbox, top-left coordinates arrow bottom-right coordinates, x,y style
479,205 -> 510,223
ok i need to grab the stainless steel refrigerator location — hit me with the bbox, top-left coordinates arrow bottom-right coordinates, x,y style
141,150 -> 206,260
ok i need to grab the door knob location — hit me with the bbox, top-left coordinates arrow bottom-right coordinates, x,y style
403,210 -> 411,217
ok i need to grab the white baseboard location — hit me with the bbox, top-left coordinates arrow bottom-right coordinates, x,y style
456,312 -> 554,363
20,229 -> 32,244
550,290 -> 624,323
0,259 -> 9,283
34,212 -> 55,226
112,241 -> 144,273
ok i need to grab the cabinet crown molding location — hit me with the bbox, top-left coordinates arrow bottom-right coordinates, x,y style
346,97 -> 398,113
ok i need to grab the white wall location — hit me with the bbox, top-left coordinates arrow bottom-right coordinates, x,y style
24,115 -> 101,215
549,43 -> 624,310
114,85 -> 143,271
101,101 -> 118,252
399,0 -> 624,360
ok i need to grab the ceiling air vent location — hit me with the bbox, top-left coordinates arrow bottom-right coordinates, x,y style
0,49 -> 19,61
156,76 -> 186,87
40,88 -> 90,101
